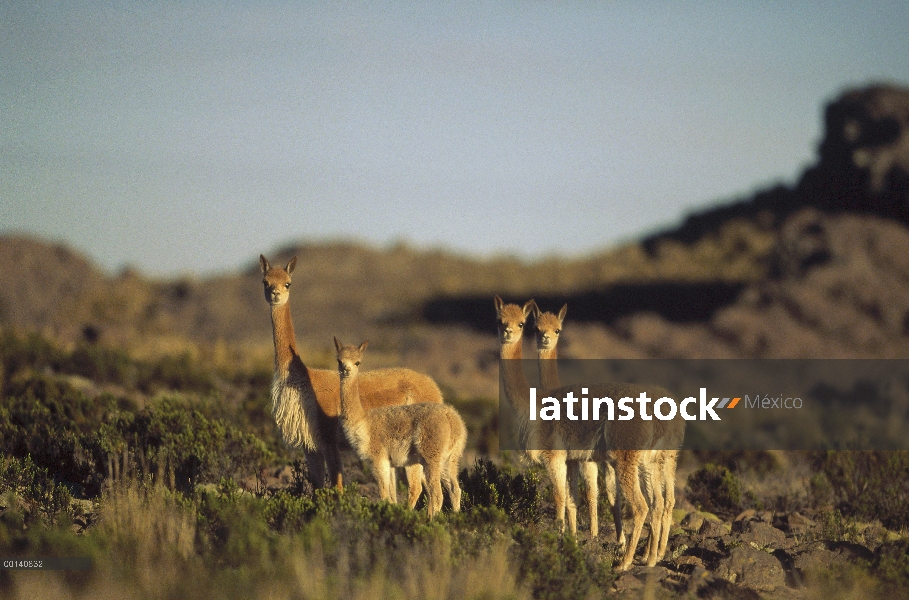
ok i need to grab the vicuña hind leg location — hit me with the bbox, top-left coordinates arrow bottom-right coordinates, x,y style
657,451 -> 678,562
404,464 -> 423,509
440,455 -> 462,512
424,462 -> 443,518
616,457 -> 649,572
641,459 -> 665,567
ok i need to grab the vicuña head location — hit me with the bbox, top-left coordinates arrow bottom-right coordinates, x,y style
334,336 -> 466,518
494,295 -> 534,346
532,302 -> 567,355
260,254 -> 296,306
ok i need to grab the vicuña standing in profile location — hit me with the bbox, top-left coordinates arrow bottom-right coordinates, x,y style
334,338 -> 466,517
260,254 -> 443,498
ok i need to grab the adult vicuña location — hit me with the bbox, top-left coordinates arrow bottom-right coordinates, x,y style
261,254 -> 443,500
531,301 -> 684,567
531,302 -> 619,547
495,295 -> 676,571
334,338 -> 466,517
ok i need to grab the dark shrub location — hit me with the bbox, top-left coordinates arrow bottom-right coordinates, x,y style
810,450 -> 909,530
459,459 -> 542,524
686,463 -> 743,516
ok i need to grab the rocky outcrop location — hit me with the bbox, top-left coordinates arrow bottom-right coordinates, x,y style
800,84 -> 909,218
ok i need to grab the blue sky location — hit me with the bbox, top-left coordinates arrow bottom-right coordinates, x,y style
2,1 -> 908,276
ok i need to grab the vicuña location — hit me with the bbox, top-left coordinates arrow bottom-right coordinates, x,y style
335,338 -> 466,517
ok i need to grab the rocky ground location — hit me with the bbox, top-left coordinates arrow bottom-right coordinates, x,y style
612,508 -> 881,598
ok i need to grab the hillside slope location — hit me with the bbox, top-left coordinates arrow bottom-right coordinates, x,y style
2,84 -> 908,397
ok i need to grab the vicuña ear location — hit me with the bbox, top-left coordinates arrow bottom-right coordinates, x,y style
522,299 -> 535,317
286,256 -> 297,275
530,300 -> 541,320
358,340 -> 369,353
557,304 -> 568,323
334,336 -> 343,353
259,254 -> 270,274
494,295 -> 504,312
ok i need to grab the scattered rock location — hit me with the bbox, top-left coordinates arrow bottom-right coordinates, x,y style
682,511 -> 705,532
676,555 -> 705,570
734,509 -> 758,522
700,519 -> 729,538
783,512 -> 818,536
716,546 -> 787,592
733,520 -> 788,549
791,544 -> 849,578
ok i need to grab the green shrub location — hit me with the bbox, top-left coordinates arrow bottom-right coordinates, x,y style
0,455 -> 73,524
94,397 -> 273,493
686,463 -> 743,516
875,539 -> 909,593
511,527 -> 614,600
810,451 -> 909,530
0,376 -> 112,492
459,459 -> 542,524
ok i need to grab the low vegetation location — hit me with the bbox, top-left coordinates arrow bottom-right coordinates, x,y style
2,330 -> 909,598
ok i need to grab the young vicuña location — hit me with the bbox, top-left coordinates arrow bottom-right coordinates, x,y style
334,338 -> 466,517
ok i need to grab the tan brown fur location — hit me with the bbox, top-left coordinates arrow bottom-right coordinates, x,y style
335,338 -> 466,517
496,296 -> 680,571
261,254 -> 443,494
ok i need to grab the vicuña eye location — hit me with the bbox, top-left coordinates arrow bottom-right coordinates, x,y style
355,361 -> 360,366
555,329 -> 561,334
284,283 -> 290,289
518,322 -> 524,328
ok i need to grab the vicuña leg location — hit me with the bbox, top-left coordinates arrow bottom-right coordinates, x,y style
616,456 -> 649,571
656,451 -> 678,561
374,457 -> 393,502
602,462 -> 626,550
305,449 -> 327,489
566,460 -> 580,535
424,462 -> 443,518
546,456 -> 569,533
404,464 -> 423,509
641,460 -> 665,567
580,461 -> 599,539
440,456 -> 462,512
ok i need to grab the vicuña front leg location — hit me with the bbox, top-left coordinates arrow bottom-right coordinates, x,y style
546,456 -> 569,533
580,461 -> 599,539
602,461 -> 626,550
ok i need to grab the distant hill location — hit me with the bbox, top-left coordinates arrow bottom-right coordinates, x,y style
2,83 -> 909,397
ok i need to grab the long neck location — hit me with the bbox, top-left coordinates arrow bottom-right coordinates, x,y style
500,338 -> 531,421
339,372 -> 366,425
270,302 -> 299,376
538,345 -> 560,392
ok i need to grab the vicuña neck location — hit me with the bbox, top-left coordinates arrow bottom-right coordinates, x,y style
538,346 -> 560,391
271,302 -> 300,376
339,373 -> 366,425
500,339 -> 531,420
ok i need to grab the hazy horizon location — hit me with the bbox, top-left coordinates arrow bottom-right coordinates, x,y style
3,2 -> 908,276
